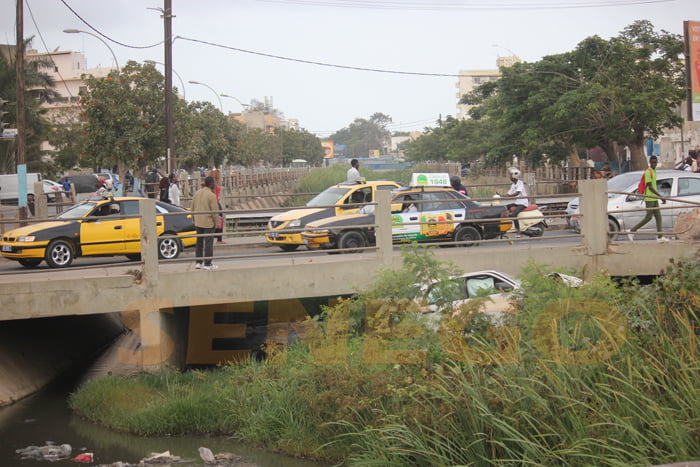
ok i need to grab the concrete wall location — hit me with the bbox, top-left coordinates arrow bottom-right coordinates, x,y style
0,313 -> 125,407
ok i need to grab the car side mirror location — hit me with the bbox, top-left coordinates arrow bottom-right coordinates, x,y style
390,203 -> 403,213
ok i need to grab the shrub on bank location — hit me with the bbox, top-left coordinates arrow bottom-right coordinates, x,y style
69,249 -> 700,465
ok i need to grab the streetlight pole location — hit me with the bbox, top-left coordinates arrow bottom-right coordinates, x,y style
63,29 -> 120,70
188,80 -> 223,112
220,93 -> 248,111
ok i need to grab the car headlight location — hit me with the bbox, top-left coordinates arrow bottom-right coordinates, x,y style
17,236 -> 36,242
288,219 -> 301,228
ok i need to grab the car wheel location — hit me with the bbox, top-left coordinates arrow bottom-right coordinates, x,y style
45,239 -> 74,268
608,217 -> 620,241
158,235 -> 181,259
125,253 -> 141,261
18,258 -> 42,268
337,230 -> 366,253
455,226 -> 481,247
279,244 -> 299,252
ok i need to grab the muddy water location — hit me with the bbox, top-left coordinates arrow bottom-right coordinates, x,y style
0,372 -> 327,466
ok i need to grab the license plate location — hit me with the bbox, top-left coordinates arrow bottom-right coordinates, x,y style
2,245 -> 12,252
269,232 -> 279,239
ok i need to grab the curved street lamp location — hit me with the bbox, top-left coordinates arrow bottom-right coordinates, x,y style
221,93 -> 249,111
188,80 -> 223,112
63,29 -> 120,70
145,60 -> 186,99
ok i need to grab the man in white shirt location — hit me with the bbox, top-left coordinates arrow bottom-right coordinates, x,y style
347,159 -> 361,182
506,167 -> 529,236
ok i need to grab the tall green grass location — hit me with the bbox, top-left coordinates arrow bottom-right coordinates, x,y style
70,251 -> 700,465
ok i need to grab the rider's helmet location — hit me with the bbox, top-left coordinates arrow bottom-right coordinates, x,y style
450,175 -> 461,188
508,167 -> 521,179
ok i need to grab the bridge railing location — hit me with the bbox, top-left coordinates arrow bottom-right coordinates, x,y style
134,182 -> 603,282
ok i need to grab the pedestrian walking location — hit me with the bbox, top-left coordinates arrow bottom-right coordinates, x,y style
192,176 -> 220,270
168,173 -> 181,206
627,155 -> 668,243
145,167 -> 159,199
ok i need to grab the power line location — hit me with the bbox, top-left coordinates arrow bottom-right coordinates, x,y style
59,0 -> 163,49
258,0 -> 674,10
25,0 -> 75,100
176,36 -> 464,77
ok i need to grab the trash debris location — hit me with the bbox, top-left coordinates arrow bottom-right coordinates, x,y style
198,446 -> 246,466
72,452 -> 94,463
141,450 -> 187,464
15,442 -> 72,461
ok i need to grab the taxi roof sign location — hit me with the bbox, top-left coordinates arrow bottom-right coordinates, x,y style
409,173 -> 450,187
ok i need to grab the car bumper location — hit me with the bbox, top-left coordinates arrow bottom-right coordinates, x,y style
265,231 -> 304,246
1,242 -> 47,259
301,231 -> 334,249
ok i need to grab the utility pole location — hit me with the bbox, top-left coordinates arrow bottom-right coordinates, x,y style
164,0 -> 175,174
15,0 -> 27,221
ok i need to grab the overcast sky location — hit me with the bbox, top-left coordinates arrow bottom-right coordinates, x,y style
2,0 -> 697,138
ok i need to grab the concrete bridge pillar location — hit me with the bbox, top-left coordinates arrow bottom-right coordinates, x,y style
579,179 -> 608,255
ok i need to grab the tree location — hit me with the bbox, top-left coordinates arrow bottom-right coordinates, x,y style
0,38 -> 57,174
329,112 -> 393,158
79,61 -> 165,180
460,20 -> 685,171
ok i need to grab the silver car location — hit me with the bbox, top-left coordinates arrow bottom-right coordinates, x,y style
567,170 -> 700,238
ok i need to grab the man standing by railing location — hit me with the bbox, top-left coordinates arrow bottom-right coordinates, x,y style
192,176 -> 220,270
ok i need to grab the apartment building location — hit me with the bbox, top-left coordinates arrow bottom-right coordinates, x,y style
455,55 -> 521,120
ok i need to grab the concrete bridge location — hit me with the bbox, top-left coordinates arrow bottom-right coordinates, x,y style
1,180 -> 698,405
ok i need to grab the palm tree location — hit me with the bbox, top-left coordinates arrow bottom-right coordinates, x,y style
0,37 -> 58,174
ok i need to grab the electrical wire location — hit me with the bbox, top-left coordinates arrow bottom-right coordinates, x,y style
176,36 -> 464,77
59,0 -> 163,50
258,0 -> 675,10
25,0 -> 75,101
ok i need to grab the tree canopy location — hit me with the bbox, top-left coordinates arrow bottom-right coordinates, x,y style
406,20 -> 685,171
329,112 -> 393,158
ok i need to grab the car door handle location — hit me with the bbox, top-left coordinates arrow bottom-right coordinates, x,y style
114,225 -> 123,230
454,213 -> 464,218
156,222 -> 162,226
408,216 -> 418,221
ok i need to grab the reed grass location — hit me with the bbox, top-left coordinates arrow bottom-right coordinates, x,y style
70,252 -> 700,465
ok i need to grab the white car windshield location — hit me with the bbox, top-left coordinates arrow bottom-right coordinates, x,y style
607,172 -> 642,194
306,187 -> 350,207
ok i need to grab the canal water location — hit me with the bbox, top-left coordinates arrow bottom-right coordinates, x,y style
0,369 -> 327,466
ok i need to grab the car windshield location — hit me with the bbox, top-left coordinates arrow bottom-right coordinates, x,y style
306,187 -> 351,207
56,202 -> 98,219
607,172 -> 642,194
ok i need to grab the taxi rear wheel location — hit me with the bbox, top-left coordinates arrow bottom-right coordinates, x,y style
158,235 -> 181,259
18,258 -> 42,268
338,230 -> 366,253
455,226 -> 480,247
45,239 -> 74,268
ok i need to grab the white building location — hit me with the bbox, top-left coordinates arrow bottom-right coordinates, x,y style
455,55 -> 521,120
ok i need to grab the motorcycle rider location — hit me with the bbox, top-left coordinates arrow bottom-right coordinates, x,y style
505,167 -> 528,237
450,175 -> 468,196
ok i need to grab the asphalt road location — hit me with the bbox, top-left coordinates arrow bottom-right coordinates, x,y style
0,229 -> 586,274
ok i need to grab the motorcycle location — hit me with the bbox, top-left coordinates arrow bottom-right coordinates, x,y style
492,194 -> 547,238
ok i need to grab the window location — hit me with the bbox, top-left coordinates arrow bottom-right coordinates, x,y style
678,177 -> 700,197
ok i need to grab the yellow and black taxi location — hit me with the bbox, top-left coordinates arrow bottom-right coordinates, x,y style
1,196 -> 196,268
265,179 -> 403,251
301,173 -> 506,252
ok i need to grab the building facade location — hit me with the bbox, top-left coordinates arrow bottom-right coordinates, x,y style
455,55 -> 521,120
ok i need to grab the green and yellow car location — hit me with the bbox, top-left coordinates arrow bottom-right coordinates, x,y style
266,179 -> 403,251
301,174 -> 507,252
1,196 -> 196,268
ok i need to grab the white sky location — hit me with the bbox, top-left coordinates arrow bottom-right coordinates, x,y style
2,0 -> 698,138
